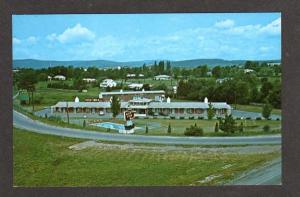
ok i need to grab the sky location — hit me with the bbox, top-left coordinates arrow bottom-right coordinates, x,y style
13,13 -> 281,61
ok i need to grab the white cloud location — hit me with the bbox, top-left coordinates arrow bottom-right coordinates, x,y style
13,37 -> 21,44
260,17 -> 281,35
27,36 -> 38,44
46,33 -> 57,41
215,19 -> 235,28
47,23 -> 96,43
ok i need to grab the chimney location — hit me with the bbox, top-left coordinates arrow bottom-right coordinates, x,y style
204,97 -> 208,103
167,97 -> 171,103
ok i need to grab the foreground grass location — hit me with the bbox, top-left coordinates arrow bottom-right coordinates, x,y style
14,128 -> 280,186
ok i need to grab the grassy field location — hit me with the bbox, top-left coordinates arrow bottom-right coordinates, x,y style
13,127 -> 280,186
235,104 -> 281,115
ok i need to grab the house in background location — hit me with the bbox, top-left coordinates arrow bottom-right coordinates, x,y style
53,75 -> 66,81
154,75 -> 171,80
83,78 -> 97,83
128,83 -> 144,90
126,74 -> 136,78
244,69 -> 255,74
100,79 -> 117,88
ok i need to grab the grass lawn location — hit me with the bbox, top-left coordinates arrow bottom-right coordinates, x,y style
107,118 -> 281,136
234,104 -> 281,115
13,127 -> 280,186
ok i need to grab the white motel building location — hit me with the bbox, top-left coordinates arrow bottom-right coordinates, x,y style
51,90 -> 232,118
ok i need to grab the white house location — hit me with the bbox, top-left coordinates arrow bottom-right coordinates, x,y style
128,83 -> 144,90
100,79 -> 117,88
244,69 -> 254,74
47,76 -> 52,81
53,75 -> 66,80
127,74 -> 136,78
83,78 -> 97,83
154,75 -> 171,80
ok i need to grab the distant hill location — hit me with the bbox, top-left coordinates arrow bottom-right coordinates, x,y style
13,58 -> 281,69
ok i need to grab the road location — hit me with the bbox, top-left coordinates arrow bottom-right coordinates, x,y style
228,157 -> 281,185
13,110 -> 281,145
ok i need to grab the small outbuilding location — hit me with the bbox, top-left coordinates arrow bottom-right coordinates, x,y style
154,75 -> 171,80
53,75 -> 66,81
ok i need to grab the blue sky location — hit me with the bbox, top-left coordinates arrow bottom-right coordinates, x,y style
13,13 -> 281,61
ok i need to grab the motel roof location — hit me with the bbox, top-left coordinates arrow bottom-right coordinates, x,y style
52,101 -> 231,109
148,102 -> 231,109
100,90 -> 165,96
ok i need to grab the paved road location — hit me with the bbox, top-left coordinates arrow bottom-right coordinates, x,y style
13,110 -> 281,145
228,157 -> 281,185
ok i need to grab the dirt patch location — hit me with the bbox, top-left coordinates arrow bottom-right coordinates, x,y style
68,140 -> 281,154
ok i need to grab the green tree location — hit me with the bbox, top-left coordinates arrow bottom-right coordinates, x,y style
145,124 -> 149,134
17,69 -> 38,112
215,122 -> 219,132
83,120 -> 86,128
207,103 -> 216,120
219,115 -> 237,134
239,122 -> 244,132
111,96 -> 121,118
167,123 -> 171,134
262,102 -> 273,119
212,66 -> 222,78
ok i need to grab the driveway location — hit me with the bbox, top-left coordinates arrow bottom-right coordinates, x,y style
13,110 -> 281,145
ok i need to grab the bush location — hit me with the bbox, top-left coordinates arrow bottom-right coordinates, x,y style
170,116 -> 175,119
236,117 -> 241,120
256,117 -> 262,120
145,125 -> 148,134
180,117 -> 184,120
198,116 -> 204,120
246,117 -> 251,120
48,115 -> 62,122
239,122 -> 244,132
276,118 -> 280,121
215,122 -> 219,133
167,123 -> 171,134
263,125 -> 271,132
184,125 -> 204,136
189,116 -> 194,120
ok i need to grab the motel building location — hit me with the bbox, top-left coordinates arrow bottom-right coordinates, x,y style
51,90 -> 232,118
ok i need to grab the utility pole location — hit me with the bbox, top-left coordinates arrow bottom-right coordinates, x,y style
66,101 -> 70,124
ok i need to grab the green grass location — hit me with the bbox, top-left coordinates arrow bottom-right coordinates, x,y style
13,127 -> 280,186
235,104 -> 281,115
132,118 -> 280,136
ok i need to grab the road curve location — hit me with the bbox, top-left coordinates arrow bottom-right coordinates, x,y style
13,110 -> 281,145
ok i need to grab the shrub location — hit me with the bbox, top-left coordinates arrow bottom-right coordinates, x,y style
170,116 -> 175,119
215,122 -> 219,133
236,117 -> 241,120
262,102 -> 273,119
167,123 -> 171,134
263,125 -> 271,132
219,115 -> 237,134
239,122 -> 244,132
246,117 -> 251,120
145,125 -> 148,134
189,116 -> 194,120
48,115 -> 62,122
180,117 -> 184,120
184,125 -> 204,136
276,118 -> 280,121
256,117 -> 262,120
198,117 -> 204,120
